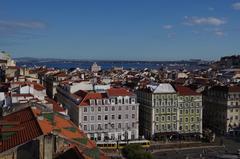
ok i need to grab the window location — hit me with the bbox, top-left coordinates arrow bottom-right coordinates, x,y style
196,109 -> 200,114
118,115 -> 121,120
132,122 -> 135,128
231,108 -> 233,112
162,116 -> 165,122
125,123 -> 129,128
173,116 -> 176,121
125,114 -> 128,119
91,116 -> 94,121
162,108 -> 165,113
167,108 -> 171,113
185,125 -> 188,130
97,99 -> 102,105
156,109 -> 159,113
112,115 -> 115,120
235,116 -> 238,120
91,107 -> 94,112
132,106 -> 135,110
98,107 -> 101,112
105,115 -> 108,120
84,107 -> 87,112
167,115 -> 170,121
191,117 -> 194,122
84,116 -> 87,121
191,124 -> 195,129
185,118 -> 188,122
98,124 -> 101,130
191,109 -> 194,114
84,125 -> 87,131
167,124 -> 171,130
104,99 -> 109,105
180,118 -> 183,122
185,110 -> 189,114
156,116 -> 159,121
132,114 -> 135,119
118,99 -> 122,104
180,109 -> 183,114
173,108 -> 177,113
105,106 -> 108,111
162,124 -> 165,130
118,123 -> 121,128
112,106 -> 115,111
91,125 -> 94,131
111,99 -> 115,104
131,98 -> 135,103
90,100 -> 95,105
98,115 -> 101,121
179,126 -> 182,130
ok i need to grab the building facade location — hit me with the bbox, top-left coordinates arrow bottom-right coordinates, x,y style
203,86 -> 240,135
56,86 -> 139,142
137,83 -> 178,139
175,85 -> 202,137
136,83 -> 203,140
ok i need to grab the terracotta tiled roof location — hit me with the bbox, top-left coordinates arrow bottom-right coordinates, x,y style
32,108 -> 107,159
74,90 -> 107,106
0,107 -> 43,153
45,98 -> 65,112
33,83 -> 45,91
107,88 -> 133,96
12,93 -> 34,97
11,81 -> 45,91
175,85 -> 200,96
229,86 -> 240,92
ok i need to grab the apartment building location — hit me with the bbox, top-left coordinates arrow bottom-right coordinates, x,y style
136,83 -> 178,139
136,83 -> 203,140
203,85 -> 240,135
175,85 -> 202,136
56,85 -> 139,142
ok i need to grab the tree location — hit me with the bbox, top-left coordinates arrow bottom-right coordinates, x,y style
122,144 -> 154,159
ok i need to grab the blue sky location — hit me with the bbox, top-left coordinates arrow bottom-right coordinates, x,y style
0,0 -> 240,60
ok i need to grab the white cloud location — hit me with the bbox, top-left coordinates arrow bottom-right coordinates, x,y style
0,20 -> 46,29
184,16 -> 226,26
232,2 -> 240,10
162,25 -> 173,29
215,31 -> 224,36
208,7 -> 214,11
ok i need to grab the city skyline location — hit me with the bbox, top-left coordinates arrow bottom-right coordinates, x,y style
1,0 -> 240,60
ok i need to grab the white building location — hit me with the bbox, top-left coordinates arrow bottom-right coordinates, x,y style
56,87 -> 139,142
91,62 -> 101,73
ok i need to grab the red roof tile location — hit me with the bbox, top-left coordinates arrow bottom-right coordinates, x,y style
107,88 -> 133,96
229,86 -> 240,92
45,98 -> 65,112
74,90 -> 107,106
0,107 -> 43,153
175,85 -> 200,96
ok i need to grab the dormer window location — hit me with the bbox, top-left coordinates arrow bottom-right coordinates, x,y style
104,99 -> 109,105
97,99 -> 102,105
90,99 -> 95,105
125,99 -> 129,104
131,98 -> 135,104
118,99 -> 122,104
111,99 -> 115,104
